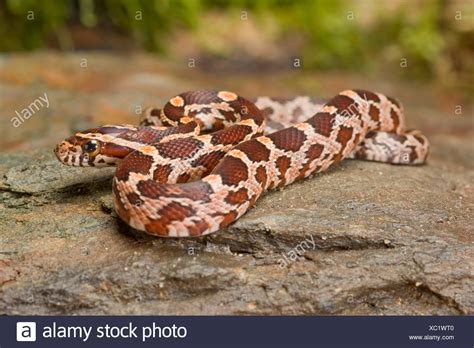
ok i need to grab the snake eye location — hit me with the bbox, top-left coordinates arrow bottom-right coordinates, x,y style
82,140 -> 100,157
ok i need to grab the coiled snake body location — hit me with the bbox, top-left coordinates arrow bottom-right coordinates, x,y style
55,90 -> 429,237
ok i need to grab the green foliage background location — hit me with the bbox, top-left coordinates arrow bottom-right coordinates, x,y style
0,0 -> 472,80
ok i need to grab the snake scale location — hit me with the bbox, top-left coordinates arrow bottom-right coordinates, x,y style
54,90 -> 429,237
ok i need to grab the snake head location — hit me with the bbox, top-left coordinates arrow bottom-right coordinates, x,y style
54,125 -> 137,167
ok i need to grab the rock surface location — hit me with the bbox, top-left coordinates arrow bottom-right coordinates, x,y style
0,52 -> 472,315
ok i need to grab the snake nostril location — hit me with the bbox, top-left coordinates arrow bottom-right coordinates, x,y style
54,144 -> 67,157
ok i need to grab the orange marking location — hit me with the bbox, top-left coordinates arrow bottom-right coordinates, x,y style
139,145 -> 156,155
180,116 -> 193,124
218,91 -> 238,102
170,96 -> 184,107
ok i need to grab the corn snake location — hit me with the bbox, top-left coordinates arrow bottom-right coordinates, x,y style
54,90 -> 429,237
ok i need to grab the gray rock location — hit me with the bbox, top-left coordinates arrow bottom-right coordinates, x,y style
0,52 -> 472,315
0,150 -> 472,315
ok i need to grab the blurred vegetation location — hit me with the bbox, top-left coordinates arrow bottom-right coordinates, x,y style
0,0 -> 472,80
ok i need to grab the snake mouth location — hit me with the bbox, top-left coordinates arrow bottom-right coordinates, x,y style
54,141 -> 71,165
54,140 -> 88,166
54,142 -> 68,163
